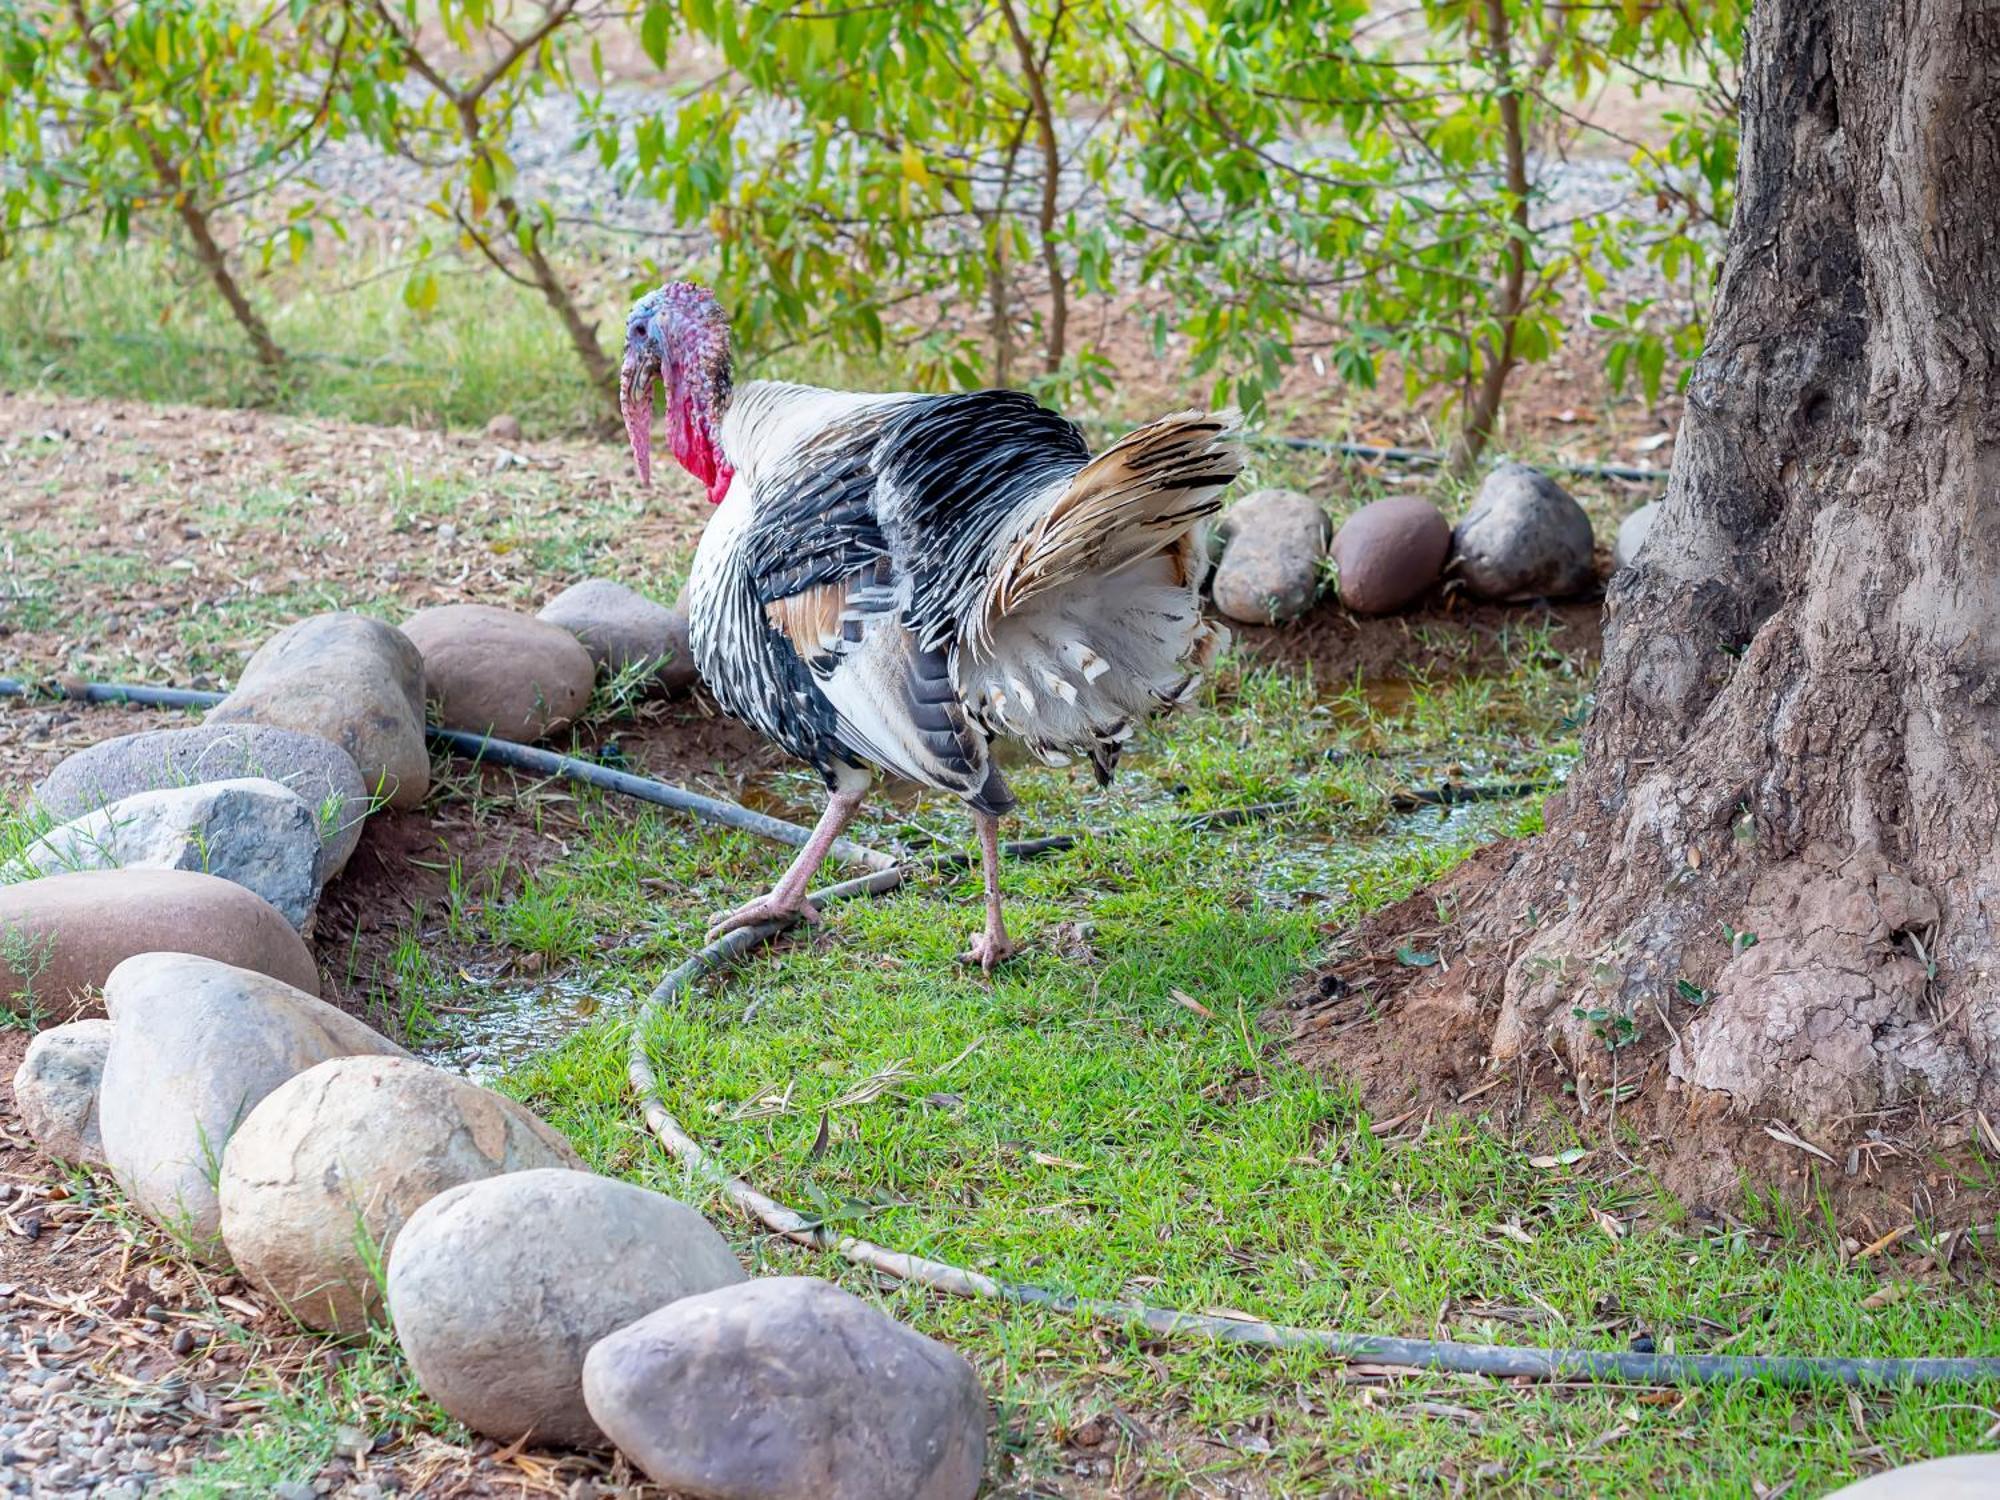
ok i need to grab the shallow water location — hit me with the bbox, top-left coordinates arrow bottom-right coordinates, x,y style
419,967 -> 609,1082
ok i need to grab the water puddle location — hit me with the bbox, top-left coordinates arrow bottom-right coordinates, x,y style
417,963 -> 612,1082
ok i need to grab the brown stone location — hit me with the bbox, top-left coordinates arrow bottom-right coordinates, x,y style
98,953 -> 405,1254
219,1055 -> 584,1333
0,869 -> 319,1018
402,604 -> 595,743
1209,489 -> 1331,625
1331,497 -> 1451,615
537,579 -> 700,693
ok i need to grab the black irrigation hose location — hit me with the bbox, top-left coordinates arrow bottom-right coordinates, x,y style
0,677 -> 887,869
11,675 -> 2000,1388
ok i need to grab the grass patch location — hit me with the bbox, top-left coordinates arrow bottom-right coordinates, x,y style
306,648 -> 1991,1497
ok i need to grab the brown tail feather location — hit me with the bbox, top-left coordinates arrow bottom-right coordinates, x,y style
985,409 -> 1241,623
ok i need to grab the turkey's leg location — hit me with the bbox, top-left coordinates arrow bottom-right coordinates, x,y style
959,809 -> 1017,973
707,786 -> 867,941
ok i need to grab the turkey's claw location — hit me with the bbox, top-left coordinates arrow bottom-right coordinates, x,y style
706,894 -> 820,943
959,929 -> 1018,974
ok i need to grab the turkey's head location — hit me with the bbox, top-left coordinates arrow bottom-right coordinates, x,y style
621,281 -> 735,504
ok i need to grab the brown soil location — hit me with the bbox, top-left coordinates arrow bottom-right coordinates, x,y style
1234,591 -> 1604,687
1281,843 -> 2000,1241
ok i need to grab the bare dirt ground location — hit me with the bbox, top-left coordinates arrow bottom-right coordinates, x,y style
1283,844 -> 2000,1251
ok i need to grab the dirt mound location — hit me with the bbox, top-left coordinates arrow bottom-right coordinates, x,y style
1279,840 -> 2000,1238
1233,592 -> 1603,685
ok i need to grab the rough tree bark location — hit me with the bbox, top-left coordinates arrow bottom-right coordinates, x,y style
1470,0 -> 1999,1158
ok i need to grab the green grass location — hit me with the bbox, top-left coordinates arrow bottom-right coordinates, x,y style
280,649 -> 1988,1496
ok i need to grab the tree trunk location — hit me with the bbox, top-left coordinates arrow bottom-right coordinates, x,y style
1474,0 -> 2000,1153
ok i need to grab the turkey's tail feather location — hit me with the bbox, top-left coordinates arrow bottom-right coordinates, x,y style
983,409 -> 1242,629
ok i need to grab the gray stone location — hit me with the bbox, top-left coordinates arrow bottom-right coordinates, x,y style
0,869 -> 321,1019
582,1276 -> 988,1500
98,953 -> 406,1256
207,613 -> 429,811
219,1055 -> 583,1334
388,1169 -> 745,1446
13,1020 -> 112,1166
1614,500 -> 1662,571
1451,463 -> 1598,601
537,579 -> 699,693
1821,1456 -> 2000,1497
11,778 -> 325,933
1330,496 -> 1452,615
1209,489 -> 1330,625
31,723 -> 368,879
402,604 -> 596,742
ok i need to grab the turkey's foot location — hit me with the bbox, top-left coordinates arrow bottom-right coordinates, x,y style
706,893 -> 821,943
959,927 -> 1018,974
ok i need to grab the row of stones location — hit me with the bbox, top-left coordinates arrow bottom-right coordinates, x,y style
1210,464 -> 1658,625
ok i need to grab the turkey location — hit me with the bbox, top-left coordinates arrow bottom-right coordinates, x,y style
619,280 -> 1240,969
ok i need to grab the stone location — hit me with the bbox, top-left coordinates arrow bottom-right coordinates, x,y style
0,869 -> 320,1019
219,1055 -> 583,1333
484,413 -> 523,443
401,604 -> 595,743
31,723 -> 368,879
206,613 -> 429,811
1821,1456 -> 2000,1497
13,1019 -> 112,1165
387,1169 -> 745,1446
1209,488 -> 1331,625
1330,496 -> 1452,615
583,1277 -> 988,1500
97,953 -> 405,1254
537,580 -> 699,692
11,778 -> 325,933
1451,463 -> 1598,601
1614,499 -> 1661,570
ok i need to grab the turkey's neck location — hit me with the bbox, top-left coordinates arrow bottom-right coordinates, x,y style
668,334 -> 735,506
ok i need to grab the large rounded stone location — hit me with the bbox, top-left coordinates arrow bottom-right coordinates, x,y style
1330,496 -> 1451,615
12,778 -> 325,933
388,1169 -> 745,1446
98,953 -> 405,1255
32,723 -> 368,878
401,605 -> 595,742
538,579 -> 700,693
0,869 -> 320,1019
1822,1456 -> 2000,1497
1209,489 -> 1330,625
13,1019 -> 112,1166
1451,464 -> 1597,601
220,1055 -> 584,1333
207,613 -> 429,811
583,1277 -> 989,1500
1614,499 -> 1661,570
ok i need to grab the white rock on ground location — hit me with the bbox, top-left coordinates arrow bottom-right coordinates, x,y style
219,1054 -> 584,1334
401,603 -> 596,742
1614,499 -> 1662,570
387,1168 -> 745,1446
0,868 -> 322,1019
31,723 -> 369,878
206,612 -> 430,811
10,777 -> 326,933
12,1019 -> 112,1166
538,578 -> 700,693
96,953 -> 408,1257
1820,1455 -> 2000,1496
583,1276 -> 989,1500
1209,488 -> 1332,625
1451,463 -> 1598,601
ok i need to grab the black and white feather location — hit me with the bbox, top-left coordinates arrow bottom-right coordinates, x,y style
683,379 -> 1240,812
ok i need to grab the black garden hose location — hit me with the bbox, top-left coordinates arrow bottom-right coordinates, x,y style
8,674 -> 1999,1389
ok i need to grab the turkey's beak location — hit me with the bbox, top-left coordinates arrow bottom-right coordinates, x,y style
619,334 -> 659,486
